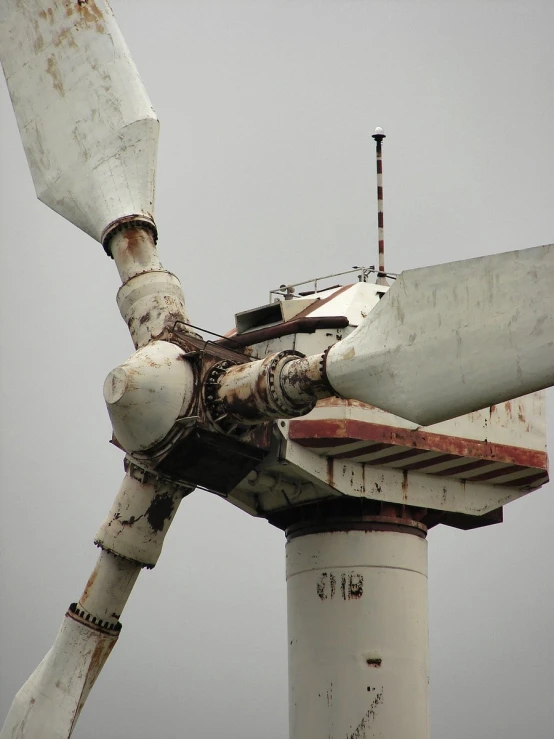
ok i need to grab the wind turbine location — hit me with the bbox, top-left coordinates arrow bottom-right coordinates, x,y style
1,2 -> 553,738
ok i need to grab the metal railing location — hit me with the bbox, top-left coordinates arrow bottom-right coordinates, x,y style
269,266 -> 397,302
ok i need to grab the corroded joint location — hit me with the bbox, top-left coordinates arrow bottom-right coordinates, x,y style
101,215 -> 158,258
104,222 -> 190,348
116,270 -> 189,349
67,602 -> 122,635
279,351 -> 334,404
212,350 -> 319,425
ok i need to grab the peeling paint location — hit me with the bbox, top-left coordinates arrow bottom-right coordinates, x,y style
348,689 -> 383,739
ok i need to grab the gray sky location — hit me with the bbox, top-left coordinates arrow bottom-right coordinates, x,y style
1,1 -> 553,737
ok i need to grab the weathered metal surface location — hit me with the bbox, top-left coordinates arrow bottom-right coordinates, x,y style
213,351 -> 316,424
302,392 -> 547,453
109,225 -> 164,283
234,296 -> 319,334
287,528 -> 428,739
77,550 -> 140,627
230,470 -> 328,517
94,462 -> 187,568
221,281 -> 548,523
0,0 -> 158,244
0,611 -> 118,739
297,282 -> 383,326
279,352 -> 331,404
104,340 -> 196,454
117,269 -> 189,348
231,282 -> 383,362
156,427 -> 266,494
287,416 -> 548,488
324,244 -> 554,425
228,422 -> 544,519
218,315 -> 349,349
280,436 -> 544,515
0,464 -> 188,738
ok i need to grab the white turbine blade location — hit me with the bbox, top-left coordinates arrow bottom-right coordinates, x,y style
0,612 -> 119,739
1,470 -> 186,739
325,243 -> 554,426
0,0 -> 158,244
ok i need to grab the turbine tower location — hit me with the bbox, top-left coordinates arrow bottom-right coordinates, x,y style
1,3 -> 552,738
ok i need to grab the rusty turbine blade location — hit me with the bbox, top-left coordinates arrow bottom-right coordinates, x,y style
0,0 -> 158,244
325,243 -> 554,426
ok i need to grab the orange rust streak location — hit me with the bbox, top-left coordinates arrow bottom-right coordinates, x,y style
81,566 -> 99,605
289,419 -> 548,470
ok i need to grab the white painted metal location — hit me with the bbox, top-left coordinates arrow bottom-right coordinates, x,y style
0,613 -> 118,739
325,243 -> 554,425
110,227 -> 165,283
287,529 -> 429,739
77,550 -> 140,626
0,0 -> 158,243
104,341 -> 195,454
116,270 -> 189,348
302,280 -> 385,324
0,469 -> 186,738
241,282 -> 547,455
94,464 -> 187,568
225,282 -> 548,520
296,391 -> 547,454
279,435 -> 536,515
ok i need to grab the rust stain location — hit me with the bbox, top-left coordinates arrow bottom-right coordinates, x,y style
33,31 -> 45,54
52,25 -> 79,49
289,418 -> 548,469
76,0 -> 106,34
39,8 -> 55,24
241,422 -> 273,451
81,566 -> 99,604
122,228 -> 149,261
46,55 -> 64,96
84,635 -> 118,694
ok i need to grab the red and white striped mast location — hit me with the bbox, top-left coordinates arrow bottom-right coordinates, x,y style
372,126 -> 389,286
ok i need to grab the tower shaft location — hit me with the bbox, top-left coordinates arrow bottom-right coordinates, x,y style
286,518 -> 429,739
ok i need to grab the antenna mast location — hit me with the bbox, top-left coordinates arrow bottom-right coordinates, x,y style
372,126 -> 388,285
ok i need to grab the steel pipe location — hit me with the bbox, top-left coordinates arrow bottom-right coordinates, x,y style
76,550 -> 141,627
110,225 -> 164,284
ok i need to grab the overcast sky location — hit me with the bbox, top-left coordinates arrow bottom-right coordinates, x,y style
1,1 -> 553,737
